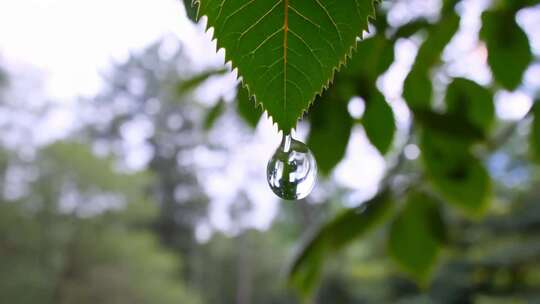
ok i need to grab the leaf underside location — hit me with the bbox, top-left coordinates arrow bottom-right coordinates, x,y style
196,0 -> 377,132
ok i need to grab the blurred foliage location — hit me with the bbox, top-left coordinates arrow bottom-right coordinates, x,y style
176,67 -> 227,96
480,8 -> 533,90
307,94 -> 353,176
403,11 -> 460,110
203,98 -> 226,130
273,0 -> 540,298
388,191 -> 445,284
445,78 -> 494,136
289,191 -> 394,296
0,143 -> 200,304
420,128 -> 491,215
363,90 -> 396,155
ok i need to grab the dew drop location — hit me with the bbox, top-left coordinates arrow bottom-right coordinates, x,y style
266,132 -> 317,200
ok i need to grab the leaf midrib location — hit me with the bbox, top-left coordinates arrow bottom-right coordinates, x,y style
283,0 -> 289,124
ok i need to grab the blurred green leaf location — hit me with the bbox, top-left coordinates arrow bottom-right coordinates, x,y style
235,86 -> 263,128
183,0 -> 198,22
403,13 -> 460,110
392,19 -> 431,39
388,191 -> 445,284
530,102 -> 540,162
176,68 -> 227,95
420,130 -> 492,216
414,110 -> 484,141
414,12 -> 460,69
0,143 -> 200,304
480,10 -> 532,90
308,93 -> 353,176
403,68 -> 433,110
288,191 -> 393,296
445,78 -> 494,135
504,0 -> 540,9
203,99 -> 226,130
306,35 -> 395,167
362,91 -> 396,154
416,78 -> 495,142
345,36 -> 395,82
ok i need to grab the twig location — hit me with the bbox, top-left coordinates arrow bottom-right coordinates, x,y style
484,105 -> 535,153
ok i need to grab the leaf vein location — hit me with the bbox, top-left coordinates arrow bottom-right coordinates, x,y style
289,29 -> 324,71
313,0 -> 343,44
238,0 -> 283,43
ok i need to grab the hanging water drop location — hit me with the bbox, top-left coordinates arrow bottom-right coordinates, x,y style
266,132 -> 317,200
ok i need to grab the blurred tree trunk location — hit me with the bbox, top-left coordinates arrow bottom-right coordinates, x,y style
235,233 -> 252,304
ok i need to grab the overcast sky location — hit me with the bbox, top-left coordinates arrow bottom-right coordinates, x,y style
0,0 -> 199,99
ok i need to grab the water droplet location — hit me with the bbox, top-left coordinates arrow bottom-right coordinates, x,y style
267,133 -> 317,200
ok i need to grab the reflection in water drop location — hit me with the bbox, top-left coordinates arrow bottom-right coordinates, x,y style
266,133 -> 317,200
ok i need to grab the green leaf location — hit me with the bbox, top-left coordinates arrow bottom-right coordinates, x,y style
288,191 -> 393,296
344,35 -> 395,82
445,78 -> 494,135
203,99 -> 226,130
413,12 -> 460,69
403,68 -> 433,110
420,130 -> 492,216
530,102 -> 540,162
415,78 -> 494,142
362,90 -> 395,154
414,110 -> 484,141
176,68 -> 228,95
236,85 -> 263,128
306,35 -> 394,171
388,191 -> 445,284
503,0 -> 540,9
196,0 -> 378,132
480,9 -> 533,91
307,91 -> 353,176
403,12 -> 460,110
183,0 -> 198,22
392,19 -> 430,39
